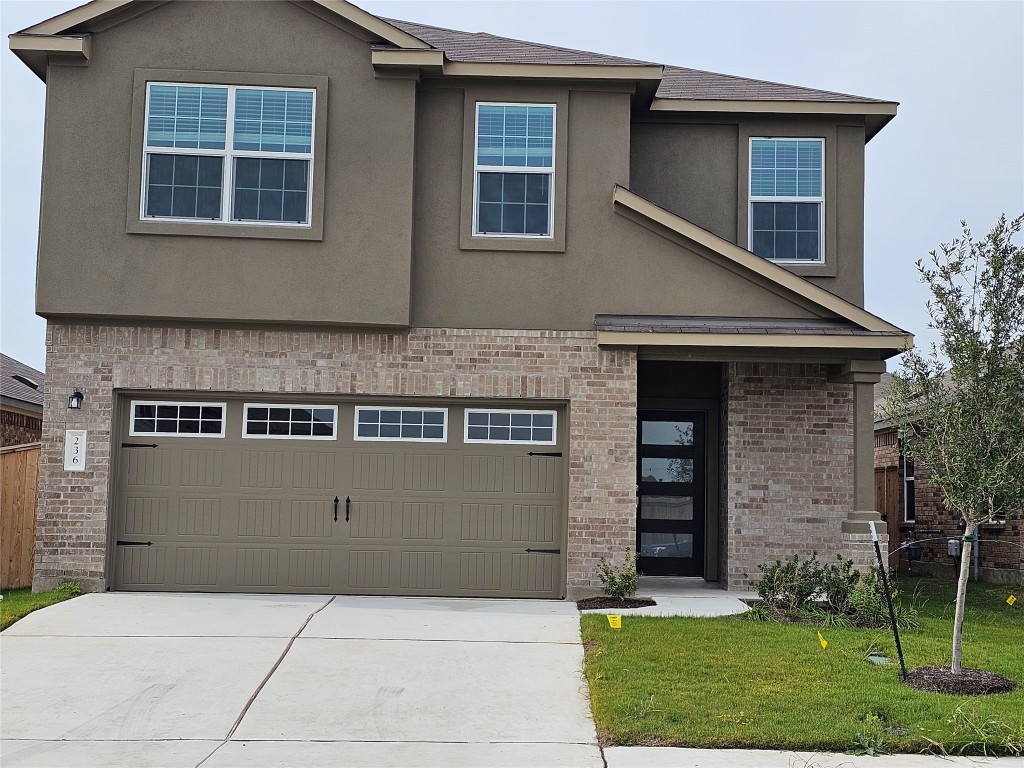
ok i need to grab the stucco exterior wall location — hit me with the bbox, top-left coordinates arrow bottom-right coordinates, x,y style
724,362 -> 855,587
631,116 -> 866,306
37,321 -> 637,594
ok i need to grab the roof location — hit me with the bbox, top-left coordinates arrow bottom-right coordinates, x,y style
382,18 -> 658,68
11,2 -> 897,128
597,316 -> 906,337
0,354 -> 45,408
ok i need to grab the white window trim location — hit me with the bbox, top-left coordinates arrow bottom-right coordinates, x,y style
129,400 -> 227,438
472,101 -> 556,239
464,408 -> 558,445
353,406 -> 449,443
748,137 -> 825,264
901,453 -> 916,523
141,82 -> 315,228
241,403 -> 338,441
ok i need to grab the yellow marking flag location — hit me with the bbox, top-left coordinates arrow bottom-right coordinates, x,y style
607,614 -> 622,629
817,631 -> 828,650
1008,595 -> 1017,606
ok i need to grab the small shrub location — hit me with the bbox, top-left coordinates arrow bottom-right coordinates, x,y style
53,581 -> 82,596
849,568 -> 918,630
597,550 -> 640,599
821,554 -> 859,615
755,553 -> 823,613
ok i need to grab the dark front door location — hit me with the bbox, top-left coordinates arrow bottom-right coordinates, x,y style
637,410 -> 706,577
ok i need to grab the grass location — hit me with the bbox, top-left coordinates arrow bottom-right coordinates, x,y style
1,582 -> 82,630
581,576 -> 1023,755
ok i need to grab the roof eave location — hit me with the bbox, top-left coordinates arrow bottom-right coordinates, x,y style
371,50 -> 663,82
596,329 -> 912,355
649,97 -> 898,140
8,33 -> 92,81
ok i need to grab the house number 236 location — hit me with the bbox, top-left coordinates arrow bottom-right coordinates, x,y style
64,429 -> 88,472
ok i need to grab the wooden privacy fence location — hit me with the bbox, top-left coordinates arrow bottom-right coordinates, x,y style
1,442 -> 40,589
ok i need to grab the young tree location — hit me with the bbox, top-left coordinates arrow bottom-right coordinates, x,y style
882,214 -> 1024,675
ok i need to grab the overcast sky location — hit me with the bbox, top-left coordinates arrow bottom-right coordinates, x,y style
2,0 -> 1022,373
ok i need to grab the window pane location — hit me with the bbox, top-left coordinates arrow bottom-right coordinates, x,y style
640,532 -> 693,558
641,458 -> 693,483
147,85 -> 227,150
750,139 -> 822,200
476,104 -> 553,168
233,158 -> 308,223
233,88 -> 313,153
642,421 -> 694,446
477,172 -> 550,235
147,154 -> 222,220
357,424 -> 378,437
640,495 -> 694,521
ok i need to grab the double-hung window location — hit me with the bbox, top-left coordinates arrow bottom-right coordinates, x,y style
749,138 -> 824,262
474,103 -> 555,237
143,83 -> 315,225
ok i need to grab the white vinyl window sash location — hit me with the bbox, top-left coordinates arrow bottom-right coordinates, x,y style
473,102 -> 555,238
748,137 -> 824,263
141,82 -> 315,227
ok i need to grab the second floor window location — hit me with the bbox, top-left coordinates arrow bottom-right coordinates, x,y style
474,103 -> 555,237
143,83 -> 314,226
749,138 -> 824,263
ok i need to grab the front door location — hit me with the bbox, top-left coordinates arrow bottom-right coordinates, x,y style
637,410 -> 706,577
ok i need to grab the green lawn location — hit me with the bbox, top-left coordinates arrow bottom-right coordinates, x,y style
1,582 -> 81,630
581,576 -> 1023,755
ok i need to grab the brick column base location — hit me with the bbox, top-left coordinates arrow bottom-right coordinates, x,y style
842,511 -> 887,571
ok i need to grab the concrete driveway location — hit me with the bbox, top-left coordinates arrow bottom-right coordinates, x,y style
1,593 -> 601,767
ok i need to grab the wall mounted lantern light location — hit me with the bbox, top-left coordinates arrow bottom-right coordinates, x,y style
68,390 -> 84,410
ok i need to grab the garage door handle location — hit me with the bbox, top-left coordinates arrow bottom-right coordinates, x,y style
345,496 -> 351,522
528,452 -> 562,457
334,496 -> 339,522
525,548 -> 561,554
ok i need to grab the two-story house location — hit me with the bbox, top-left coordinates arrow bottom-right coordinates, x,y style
11,0 -> 911,598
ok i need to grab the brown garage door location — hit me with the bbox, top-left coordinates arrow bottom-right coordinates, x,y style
110,396 -> 565,598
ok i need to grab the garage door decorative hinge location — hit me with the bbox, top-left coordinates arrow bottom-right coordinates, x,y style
121,442 -> 158,448
116,540 -> 153,546
527,451 -> 562,457
525,548 -> 561,554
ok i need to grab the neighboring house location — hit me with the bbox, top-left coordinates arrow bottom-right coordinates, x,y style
874,374 -> 1024,585
10,0 -> 912,598
1,354 -> 44,447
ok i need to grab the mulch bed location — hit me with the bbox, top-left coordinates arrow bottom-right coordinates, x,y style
904,666 -> 1018,696
577,596 -> 656,610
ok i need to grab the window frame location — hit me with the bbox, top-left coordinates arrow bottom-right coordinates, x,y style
900,451 -> 916,523
748,137 -> 826,265
127,69 -> 328,241
463,408 -> 558,446
141,82 -> 315,228
353,406 -> 449,443
472,101 -> 556,240
129,400 -> 227,438
241,403 -> 338,441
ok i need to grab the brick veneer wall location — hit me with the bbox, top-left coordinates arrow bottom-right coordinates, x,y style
38,322 -> 637,593
724,362 -> 855,588
874,427 -> 1023,584
2,410 -> 42,447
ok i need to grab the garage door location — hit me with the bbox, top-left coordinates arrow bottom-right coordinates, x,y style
110,396 -> 565,598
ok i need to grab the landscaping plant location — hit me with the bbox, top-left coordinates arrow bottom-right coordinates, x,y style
597,549 -> 640,600
881,214 -> 1024,676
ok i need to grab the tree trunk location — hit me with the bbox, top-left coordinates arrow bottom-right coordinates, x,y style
950,519 -> 977,674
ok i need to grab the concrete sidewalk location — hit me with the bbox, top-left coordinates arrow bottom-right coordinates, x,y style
1,593 -> 602,767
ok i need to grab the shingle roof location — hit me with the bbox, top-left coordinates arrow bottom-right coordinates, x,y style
383,18 -> 886,105
657,65 -> 889,104
595,315 -> 907,336
0,353 -> 45,408
383,18 -> 658,67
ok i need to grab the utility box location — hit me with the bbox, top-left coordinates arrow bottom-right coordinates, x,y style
948,538 -> 962,557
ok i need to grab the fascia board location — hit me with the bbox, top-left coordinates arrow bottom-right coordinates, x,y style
611,185 -> 910,336
649,98 -> 898,116
18,0 -> 132,35
597,330 -> 912,351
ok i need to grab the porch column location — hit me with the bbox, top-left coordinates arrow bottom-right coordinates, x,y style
831,359 -> 886,569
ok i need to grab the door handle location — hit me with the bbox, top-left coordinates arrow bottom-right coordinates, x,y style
345,496 -> 351,522
334,496 -> 339,522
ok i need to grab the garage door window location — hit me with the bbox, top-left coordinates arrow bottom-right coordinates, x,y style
465,409 -> 556,444
355,407 -> 447,442
130,401 -> 226,437
243,404 -> 337,439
